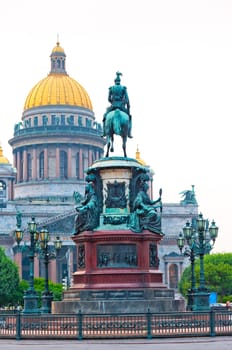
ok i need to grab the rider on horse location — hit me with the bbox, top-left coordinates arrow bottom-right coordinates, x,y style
102,72 -> 132,138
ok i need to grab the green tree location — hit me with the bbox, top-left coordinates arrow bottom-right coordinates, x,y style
34,277 -> 63,304
0,246 -> 21,306
179,253 -> 232,302
0,246 -> 63,308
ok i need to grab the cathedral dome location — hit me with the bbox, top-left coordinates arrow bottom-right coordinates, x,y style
24,42 -> 93,111
24,75 -> 93,110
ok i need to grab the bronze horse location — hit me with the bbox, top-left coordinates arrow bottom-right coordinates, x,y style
104,108 -> 129,158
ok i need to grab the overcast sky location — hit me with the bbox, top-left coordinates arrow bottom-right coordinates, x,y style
0,0 -> 232,252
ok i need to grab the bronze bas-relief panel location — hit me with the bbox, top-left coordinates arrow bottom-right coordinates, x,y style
97,244 -> 137,268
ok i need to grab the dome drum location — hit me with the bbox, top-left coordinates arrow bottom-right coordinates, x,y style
21,110 -> 97,130
23,104 -> 95,118
10,126 -> 104,149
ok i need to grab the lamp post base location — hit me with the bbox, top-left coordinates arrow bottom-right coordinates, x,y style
186,290 -> 196,311
23,291 -> 40,314
41,292 -> 53,314
192,290 -> 210,311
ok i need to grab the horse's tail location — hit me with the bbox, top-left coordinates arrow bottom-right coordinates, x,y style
113,109 -> 129,135
113,109 -> 122,134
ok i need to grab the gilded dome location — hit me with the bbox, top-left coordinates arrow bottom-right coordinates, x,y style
0,146 -> 9,164
52,42 -> 65,53
24,42 -> 93,111
24,75 -> 93,110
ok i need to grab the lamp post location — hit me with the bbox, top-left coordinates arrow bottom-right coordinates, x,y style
39,229 -> 62,313
15,217 -> 63,314
177,224 -> 196,311
177,213 -> 218,311
15,217 -> 40,314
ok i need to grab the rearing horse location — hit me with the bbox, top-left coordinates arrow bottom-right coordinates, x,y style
104,108 -> 129,158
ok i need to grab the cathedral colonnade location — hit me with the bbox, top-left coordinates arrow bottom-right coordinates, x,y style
13,144 -> 101,184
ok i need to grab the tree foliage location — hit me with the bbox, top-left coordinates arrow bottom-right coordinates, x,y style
0,246 -> 63,307
34,277 -> 63,303
0,246 -> 21,306
18,278 -> 63,307
179,253 -> 232,302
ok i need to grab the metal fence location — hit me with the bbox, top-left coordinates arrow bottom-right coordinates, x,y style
0,310 -> 232,340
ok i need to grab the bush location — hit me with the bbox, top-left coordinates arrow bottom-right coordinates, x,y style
17,277 -> 63,307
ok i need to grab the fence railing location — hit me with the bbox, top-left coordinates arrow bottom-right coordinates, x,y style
0,309 -> 232,340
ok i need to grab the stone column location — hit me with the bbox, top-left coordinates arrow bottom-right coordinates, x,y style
23,148 -> 27,181
49,259 -> 57,283
44,146 -> 48,178
88,149 -> 93,167
16,151 -> 21,182
7,180 -> 11,200
32,148 -> 37,180
79,148 -> 83,179
56,147 -> 60,178
11,178 -> 15,200
68,146 -> 72,178
13,152 -> 17,169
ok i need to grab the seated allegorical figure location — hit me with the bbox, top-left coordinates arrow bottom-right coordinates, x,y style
130,175 -> 163,234
74,182 -> 99,235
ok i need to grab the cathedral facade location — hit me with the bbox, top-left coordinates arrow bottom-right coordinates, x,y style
0,42 -> 198,289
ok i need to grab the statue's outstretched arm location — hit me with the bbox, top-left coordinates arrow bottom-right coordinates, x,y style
152,197 -> 161,205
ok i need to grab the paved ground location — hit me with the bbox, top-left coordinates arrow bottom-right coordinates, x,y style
0,337 -> 232,350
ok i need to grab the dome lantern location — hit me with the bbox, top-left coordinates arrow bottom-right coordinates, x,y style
50,41 -> 67,74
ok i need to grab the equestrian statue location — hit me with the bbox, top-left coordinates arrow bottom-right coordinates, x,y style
102,72 -> 132,158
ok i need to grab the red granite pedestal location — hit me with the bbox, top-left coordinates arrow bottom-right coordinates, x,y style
72,230 -> 163,289
52,230 -> 185,313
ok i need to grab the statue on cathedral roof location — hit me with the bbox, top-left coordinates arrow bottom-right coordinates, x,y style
16,210 -> 22,228
180,185 -> 198,205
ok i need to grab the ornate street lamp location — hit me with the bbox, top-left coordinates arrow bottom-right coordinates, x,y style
177,222 -> 196,311
14,225 -> 23,245
14,215 -> 64,313
177,213 -> 218,311
14,217 -> 40,314
54,236 -> 62,250
39,230 -> 62,313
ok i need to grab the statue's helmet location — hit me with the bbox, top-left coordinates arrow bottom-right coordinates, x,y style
114,71 -> 122,84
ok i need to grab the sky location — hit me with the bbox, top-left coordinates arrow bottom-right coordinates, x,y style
0,0 -> 231,252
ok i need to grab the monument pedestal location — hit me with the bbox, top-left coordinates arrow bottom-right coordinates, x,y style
73,230 -> 163,289
52,156 -> 185,314
52,230 -> 185,313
